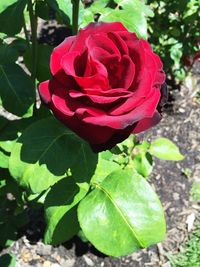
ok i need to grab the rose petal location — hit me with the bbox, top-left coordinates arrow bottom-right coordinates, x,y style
102,54 -> 135,89
82,88 -> 161,129
61,52 -> 109,89
70,22 -> 128,52
86,34 -> 121,57
39,80 -> 51,104
50,105 -> 115,145
107,32 -> 129,55
132,110 -> 162,134
69,89 -> 133,104
50,36 -> 75,75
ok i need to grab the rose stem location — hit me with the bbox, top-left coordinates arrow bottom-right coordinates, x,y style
27,0 -> 37,86
72,0 -> 80,35
23,13 -> 30,49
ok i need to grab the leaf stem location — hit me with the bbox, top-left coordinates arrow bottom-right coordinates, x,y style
72,0 -> 80,35
27,0 -> 37,86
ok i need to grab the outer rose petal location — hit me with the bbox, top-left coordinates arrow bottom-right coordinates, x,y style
39,80 -> 51,104
50,105 -> 115,145
70,22 -> 128,52
82,88 -> 161,129
50,36 -> 76,75
132,111 -> 162,134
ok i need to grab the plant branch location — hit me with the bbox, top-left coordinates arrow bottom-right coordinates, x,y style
27,0 -> 37,85
72,0 -> 80,35
23,13 -> 30,49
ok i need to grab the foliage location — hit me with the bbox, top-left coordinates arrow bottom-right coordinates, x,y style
146,0 -> 200,82
169,224 -> 200,267
0,253 -> 16,267
190,182 -> 200,202
81,0 -> 153,39
0,0 -> 185,258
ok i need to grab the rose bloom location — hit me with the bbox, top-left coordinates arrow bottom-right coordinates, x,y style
39,22 -> 167,152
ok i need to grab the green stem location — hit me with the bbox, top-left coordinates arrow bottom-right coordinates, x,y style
72,0 -> 80,35
23,13 -> 30,49
27,0 -> 37,86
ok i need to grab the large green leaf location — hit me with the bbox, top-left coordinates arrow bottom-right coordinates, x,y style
46,0 -> 71,25
9,117 -> 98,193
133,152 -> 153,178
0,0 -> 28,35
44,178 -> 89,245
0,0 -> 16,12
0,254 -> 16,267
102,0 -> 153,39
0,44 -> 19,64
0,117 -> 34,153
149,138 -> 184,161
83,0 -> 154,39
24,44 -> 53,82
0,64 -> 35,117
78,169 -> 166,256
91,154 -> 120,184
0,149 -> 9,168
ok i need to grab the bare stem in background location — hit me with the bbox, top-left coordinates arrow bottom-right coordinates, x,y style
23,13 -> 30,49
27,0 -> 37,86
72,0 -> 80,35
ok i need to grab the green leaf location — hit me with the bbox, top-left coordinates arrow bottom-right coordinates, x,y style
36,0 -> 51,20
9,117 -> 98,194
133,152 -> 153,178
91,154 -> 120,184
78,169 -> 166,257
149,138 -> 184,161
99,0 -> 153,39
46,0 -> 71,25
0,149 -> 9,168
0,43 -> 19,64
0,0 -> 28,35
44,178 -> 89,245
0,64 -> 35,117
0,0 -> 16,12
24,44 -> 53,82
0,222 -> 17,247
0,254 -> 16,267
0,117 -> 34,153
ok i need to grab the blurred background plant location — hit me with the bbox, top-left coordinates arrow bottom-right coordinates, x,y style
146,0 -> 200,84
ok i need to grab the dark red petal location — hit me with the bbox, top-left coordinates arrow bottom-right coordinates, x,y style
107,32 -> 129,55
82,88 -> 161,129
38,80 -> 51,104
105,55 -> 135,89
132,110 -> 162,134
91,125 -> 134,152
69,89 -> 132,104
70,22 -> 128,52
86,34 -> 121,56
50,104 -> 115,145
50,36 -> 75,75
61,52 -> 109,89
52,93 -> 74,117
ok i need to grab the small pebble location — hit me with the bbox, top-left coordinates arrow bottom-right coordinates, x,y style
83,255 -> 94,266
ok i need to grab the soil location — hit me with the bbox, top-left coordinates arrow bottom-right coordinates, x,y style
1,22 -> 200,267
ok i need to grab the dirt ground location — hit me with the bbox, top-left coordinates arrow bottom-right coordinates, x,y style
1,22 -> 200,266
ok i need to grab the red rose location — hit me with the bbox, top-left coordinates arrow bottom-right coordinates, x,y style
39,22 -> 166,152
